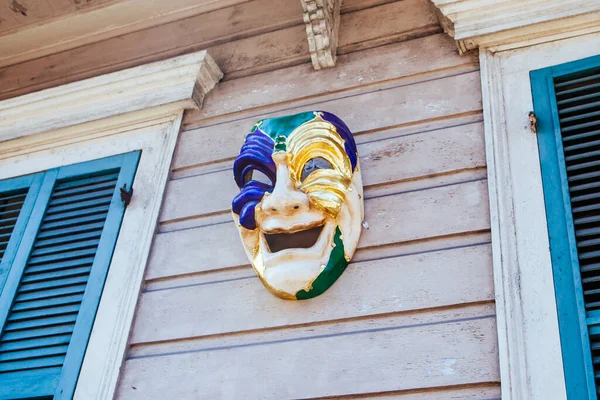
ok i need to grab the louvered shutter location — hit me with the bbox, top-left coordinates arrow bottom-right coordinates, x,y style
0,175 -> 45,296
532,56 -> 600,399
0,152 -> 140,399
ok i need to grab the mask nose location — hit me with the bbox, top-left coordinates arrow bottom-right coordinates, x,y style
261,154 -> 310,217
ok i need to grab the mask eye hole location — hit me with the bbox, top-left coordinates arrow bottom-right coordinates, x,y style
301,157 -> 333,182
244,169 -> 271,186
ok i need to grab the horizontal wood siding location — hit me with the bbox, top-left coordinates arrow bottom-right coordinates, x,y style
10,0 -> 499,397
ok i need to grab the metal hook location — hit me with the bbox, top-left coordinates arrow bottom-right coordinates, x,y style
120,184 -> 133,207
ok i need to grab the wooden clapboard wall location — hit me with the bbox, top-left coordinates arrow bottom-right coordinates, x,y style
0,0 -> 499,398
115,0 -> 499,398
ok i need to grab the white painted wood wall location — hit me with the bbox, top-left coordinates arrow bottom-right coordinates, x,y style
115,1 -> 500,398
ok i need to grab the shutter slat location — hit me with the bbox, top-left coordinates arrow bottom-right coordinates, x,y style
36,221 -> 105,240
563,129 -> 600,143
52,179 -> 118,199
0,334 -> 71,352
571,192 -> 600,204
0,208 -> 21,218
579,238 -> 600,248
0,192 -> 27,202
0,345 -> 68,362
44,204 -> 110,223
582,263 -> 600,273
31,239 -> 100,257
1,324 -> 75,342
11,294 -> 84,312
559,100 -> 600,115
555,73 -> 600,89
570,182 -> 600,193
0,355 -> 65,372
45,197 -> 112,215
40,212 -> 108,231
4,314 -> 78,332
53,172 -> 119,191
561,120 -> 600,133
583,275 -> 600,284
575,215 -> 600,225
558,91 -> 600,106
0,217 -> 18,225
15,284 -> 87,302
559,110 -> 600,124
35,231 -> 102,249
566,159 -> 600,172
566,150 -> 600,163
581,254 -> 600,262
48,189 -> 114,207
576,227 -> 600,238
28,248 -> 97,265
8,305 -> 81,321
25,257 -> 95,275
18,276 -> 89,293
21,266 -> 92,284
574,204 -> 600,214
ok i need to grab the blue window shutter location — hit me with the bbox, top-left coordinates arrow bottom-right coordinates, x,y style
0,173 -> 45,293
0,151 -> 140,399
532,54 -> 600,400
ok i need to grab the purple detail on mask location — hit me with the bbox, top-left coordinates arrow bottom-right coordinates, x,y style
318,111 -> 358,171
232,129 -> 276,230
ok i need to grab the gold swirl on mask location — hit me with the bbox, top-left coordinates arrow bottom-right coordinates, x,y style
286,116 -> 354,216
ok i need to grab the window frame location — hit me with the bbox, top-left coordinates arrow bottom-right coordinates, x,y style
531,54 -> 600,400
0,50 -> 221,399
479,31 -> 600,399
0,152 -> 140,399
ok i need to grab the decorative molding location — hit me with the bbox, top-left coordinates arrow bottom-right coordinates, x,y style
431,0 -> 600,53
479,50 -> 533,400
0,50 -> 223,143
0,50 -> 222,400
0,0 -> 246,69
479,32 -> 600,399
301,0 -> 341,70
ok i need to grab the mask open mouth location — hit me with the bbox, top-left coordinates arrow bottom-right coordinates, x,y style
264,225 -> 324,253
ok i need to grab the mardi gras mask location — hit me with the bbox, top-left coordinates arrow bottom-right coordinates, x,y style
232,111 -> 363,300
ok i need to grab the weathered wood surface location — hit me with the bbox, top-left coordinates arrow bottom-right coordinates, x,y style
0,0 -> 111,34
147,179 -> 489,280
338,0 -> 438,53
183,33 -> 477,127
174,67 -> 481,179
133,244 -> 493,343
0,0 -> 253,70
0,0 -> 440,101
363,385 -> 501,399
162,121 -> 485,223
118,306 -> 498,399
98,1 -> 496,397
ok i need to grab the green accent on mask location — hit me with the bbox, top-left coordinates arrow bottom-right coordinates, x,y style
295,226 -> 348,300
257,112 -> 316,152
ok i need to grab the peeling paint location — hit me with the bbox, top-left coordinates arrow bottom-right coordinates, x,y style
442,359 -> 457,376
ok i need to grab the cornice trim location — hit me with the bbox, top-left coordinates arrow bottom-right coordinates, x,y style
0,50 -> 223,143
432,0 -> 600,53
301,0 -> 341,70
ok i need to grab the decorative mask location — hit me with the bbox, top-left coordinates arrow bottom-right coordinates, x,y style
232,111 -> 363,300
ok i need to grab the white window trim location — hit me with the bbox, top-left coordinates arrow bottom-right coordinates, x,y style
481,30 -> 600,400
0,51 -> 222,399
432,1 -> 600,398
